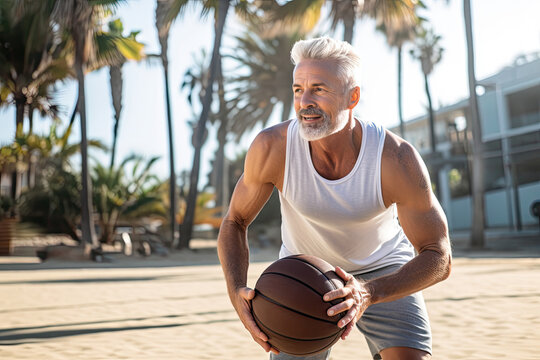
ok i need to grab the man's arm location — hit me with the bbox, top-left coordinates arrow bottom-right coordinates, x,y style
324,133 -> 452,338
367,134 -> 452,303
217,125 -> 286,354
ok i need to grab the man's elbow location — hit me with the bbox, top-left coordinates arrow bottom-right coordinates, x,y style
439,242 -> 452,281
420,241 -> 452,282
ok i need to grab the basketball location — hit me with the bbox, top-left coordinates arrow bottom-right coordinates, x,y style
251,254 -> 346,356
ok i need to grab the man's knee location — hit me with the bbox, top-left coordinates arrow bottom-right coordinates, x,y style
379,346 -> 431,360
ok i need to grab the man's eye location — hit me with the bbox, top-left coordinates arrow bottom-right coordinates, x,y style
314,87 -> 323,92
294,88 -> 302,93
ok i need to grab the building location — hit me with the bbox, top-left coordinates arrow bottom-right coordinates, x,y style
391,53 -> 540,232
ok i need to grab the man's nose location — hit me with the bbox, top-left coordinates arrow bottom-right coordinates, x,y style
300,91 -> 316,108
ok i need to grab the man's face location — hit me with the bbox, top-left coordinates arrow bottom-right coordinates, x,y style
292,59 -> 350,141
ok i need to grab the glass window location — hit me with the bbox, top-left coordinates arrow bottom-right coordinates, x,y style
448,165 -> 470,198
509,131 -> 540,150
483,139 -> 502,153
511,150 -> 540,185
484,156 -> 506,191
507,84 -> 540,129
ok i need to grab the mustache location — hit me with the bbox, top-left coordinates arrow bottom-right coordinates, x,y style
298,108 -> 326,116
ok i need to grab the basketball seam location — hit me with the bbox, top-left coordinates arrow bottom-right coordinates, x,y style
252,310 -> 342,342
254,289 -> 339,325
260,271 -> 326,297
288,257 -> 340,291
286,331 -> 343,356
288,257 -> 346,316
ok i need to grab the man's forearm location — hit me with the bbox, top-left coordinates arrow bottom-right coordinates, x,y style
366,244 -> 451,305
217,219 -> 251,299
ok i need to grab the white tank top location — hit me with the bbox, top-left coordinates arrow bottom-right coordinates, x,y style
278,119 -> 414,274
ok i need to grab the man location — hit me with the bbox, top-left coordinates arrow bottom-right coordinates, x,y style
217,36 -> 451,360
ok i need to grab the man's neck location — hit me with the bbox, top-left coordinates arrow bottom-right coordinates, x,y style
308,116 -> 362,180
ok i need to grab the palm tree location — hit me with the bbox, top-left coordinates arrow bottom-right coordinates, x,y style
266,0 -> 419,44
261,0 -> 324,37
0,1 -> 72,204
154,0 -> 180,248
180,0 -> 230,248
329,0 -> 358,43
463,0 -> 484,247
24,83 -> 62,135
181,15 -> 302,226
13,123 -> 107,239
227,25 -> 303,127
378,13 -> 422,138
0,0 -> 72,137
92,154 -> 164,244
50,0 -> 125,251
214,54 -> 231,211
265,0 -> 357,43
106,18 -> 145,169
409,26 -> 443,154
163,0 -> 256,247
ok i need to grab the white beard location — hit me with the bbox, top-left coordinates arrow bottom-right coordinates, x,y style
298,112 -> 349,141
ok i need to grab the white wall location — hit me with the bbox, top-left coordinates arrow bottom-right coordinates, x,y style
518,182 -> 540,225
448,180 -> 540,230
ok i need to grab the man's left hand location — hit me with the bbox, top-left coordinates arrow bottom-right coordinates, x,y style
323,266 -> 372,340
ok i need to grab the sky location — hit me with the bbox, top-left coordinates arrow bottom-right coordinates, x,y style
1,0 -> 539,187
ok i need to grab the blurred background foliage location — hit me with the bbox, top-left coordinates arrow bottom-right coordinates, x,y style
0,0 -> 486,251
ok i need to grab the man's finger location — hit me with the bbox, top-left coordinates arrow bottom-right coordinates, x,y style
253,335 -> 271,352
323,287 -> 351,302
335,266 -> 353,282
337,306 -> 357,328
240,305 -> 269,341
252,331 -> 279,354
327,297 -> 354,316
238,286 -> 255,300
243,315 -> 269,341
341,322 -> 355,340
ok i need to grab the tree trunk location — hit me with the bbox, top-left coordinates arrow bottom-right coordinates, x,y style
423,71 -> 441,199
110,113 -> 120,170
180,0 -> 230,249
109,64 -> 123,169
163,60 -> 179,248
156,0 -> 178,248
281,96 -> 293,123
10,100 -> 24,204
28,107 -> 34,135
342,14 -> 355,44
215,130 -> 226,209
69,96 -> 78,128
397,45 -> 405,139
100,209 -> 118,244
27,155 -> 35,189
464,0 -> 485,247
214,53 -> 228,211
76,62 -> 99,250
15,97 -> 24,137
423,72 -> 436,154
10,171 -> 17,204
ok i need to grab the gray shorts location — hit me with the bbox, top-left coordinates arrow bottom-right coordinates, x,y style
269,264 -> 432,360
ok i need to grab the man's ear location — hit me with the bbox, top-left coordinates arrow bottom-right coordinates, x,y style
348,86 -> 360,109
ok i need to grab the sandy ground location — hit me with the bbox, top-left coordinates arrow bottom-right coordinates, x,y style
1,240 -> 540,360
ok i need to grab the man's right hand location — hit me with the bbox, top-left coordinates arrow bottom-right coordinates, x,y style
234,286 -> 279,355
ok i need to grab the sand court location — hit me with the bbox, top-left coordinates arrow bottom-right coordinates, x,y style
0,249 -> 539,360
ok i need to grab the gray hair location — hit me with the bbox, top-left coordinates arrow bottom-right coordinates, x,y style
290,36 -> 362,90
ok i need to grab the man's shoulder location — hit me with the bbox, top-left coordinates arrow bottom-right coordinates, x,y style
381,130 -> 431,205
258,120 -> 291,142
245,120 -> 292,187
382,130 -> 420,169
250,119 -> 292,151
